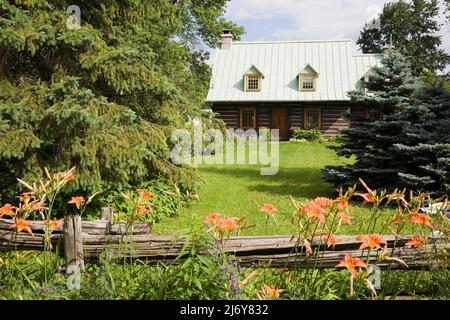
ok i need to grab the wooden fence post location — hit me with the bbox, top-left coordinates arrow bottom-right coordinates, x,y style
63,215 -> 84,276
100,207 -> 114,234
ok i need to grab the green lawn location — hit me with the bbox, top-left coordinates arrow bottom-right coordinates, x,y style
153,142 -> 395,236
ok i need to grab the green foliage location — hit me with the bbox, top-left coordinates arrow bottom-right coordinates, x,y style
324,51 -> 450,194
357,0 -> 450,74
324,52 -> 418,190
422,69 -> 450,91
391,87 -> 450,193
290,129 -> 323,143
97,179 -> 191,224
0,0 -> 243,199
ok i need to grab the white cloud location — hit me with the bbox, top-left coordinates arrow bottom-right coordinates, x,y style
226,0 -> 450,57
226,0 -> 389,39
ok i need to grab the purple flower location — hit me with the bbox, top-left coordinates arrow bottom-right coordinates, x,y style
237,265 -> 243,274
230,274 -> 237,290
40,287 -> 49,293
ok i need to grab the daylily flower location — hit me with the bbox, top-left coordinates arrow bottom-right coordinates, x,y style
217,217 -> 239,233
336,197 -> 353,211
336,212 -> 353,225
336,253 -> 367,277
406,212 -> 433,228
354,193 -> 376,206
47,218 -> 61,231
10,218 -> 33,236
0,204 -> 15,218
313,197 -> 334,209
136,204 -> 152,216
356,234 -> 387,250
18,193 -> 34,204
256,284 -> 284,300
68,196 -> 85,209
321,233 -> 341,248
302,202 -> 326,224
259,204 -> 278,216
204,213 -> 221,225
355,178 -> 376,206
405,235 -> 425,249
136,189 -> 154,201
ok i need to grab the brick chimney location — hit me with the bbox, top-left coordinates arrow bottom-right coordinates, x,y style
221,29 -> 234,50
382,44 -> 393,56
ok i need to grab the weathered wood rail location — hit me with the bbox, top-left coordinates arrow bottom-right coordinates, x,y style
0,209 -> 448,273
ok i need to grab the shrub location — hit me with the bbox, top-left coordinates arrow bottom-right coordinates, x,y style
290,129 -> 323,143
96,179 -> 192,224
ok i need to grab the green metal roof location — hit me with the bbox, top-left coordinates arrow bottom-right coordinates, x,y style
206,39 -> 381,102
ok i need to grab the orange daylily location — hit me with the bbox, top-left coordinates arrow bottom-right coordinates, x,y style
336,197 -> 353,211
136,189 -> 154,201
0,204 -> 15,218
336,253 -> 367,277
302,202 -> 326,224
355,178 -> 376,206
356,234 -> 387,250
68,196 -> 85,209
256,284 -> 284,300
18,193 -> 34,204
10,218 -> 33,236
406,212 -> 433,228
313,197 -> 334,209
217,217 -> 239,233
354,193 -> 376,206
336,212 -> 353,225
322,233 -> 341,248
204,213 -> 221,225
136,204 -> 152,216
405,235 -> 426,249
47,218 -> 61,231
259,204 -> 278,216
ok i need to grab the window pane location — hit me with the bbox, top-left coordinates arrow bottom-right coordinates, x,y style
247,75 -> 260,91
241,109 -> 255,128
302,75 -> 314,90
305,109 -> 320,129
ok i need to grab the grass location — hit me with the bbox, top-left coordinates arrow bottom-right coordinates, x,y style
153,142 -> 397,236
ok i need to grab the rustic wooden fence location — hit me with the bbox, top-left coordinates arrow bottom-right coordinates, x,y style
1,208 -> 448,276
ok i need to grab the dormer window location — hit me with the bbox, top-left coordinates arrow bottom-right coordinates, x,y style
299,64 -> 318,92
301,74 -> 315,90
244,65 -> 264,92
245,74 -> 261,91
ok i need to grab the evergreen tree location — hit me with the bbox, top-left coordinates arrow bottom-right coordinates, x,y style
325,51 -> 450,194
323,52 -> 421,190
357,0 -> 450,74
391,87 -> 450,193
0,0 -> 243,199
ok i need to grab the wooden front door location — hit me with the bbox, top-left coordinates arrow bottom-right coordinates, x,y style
271,108 -> 289,140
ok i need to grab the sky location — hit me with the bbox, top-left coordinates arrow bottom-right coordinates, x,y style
212,0 -> 450,63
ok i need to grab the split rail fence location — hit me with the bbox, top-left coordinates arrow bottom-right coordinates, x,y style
1,208 -> 449,276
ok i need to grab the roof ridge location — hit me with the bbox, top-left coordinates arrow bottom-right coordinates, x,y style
234,39 -> 352,45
